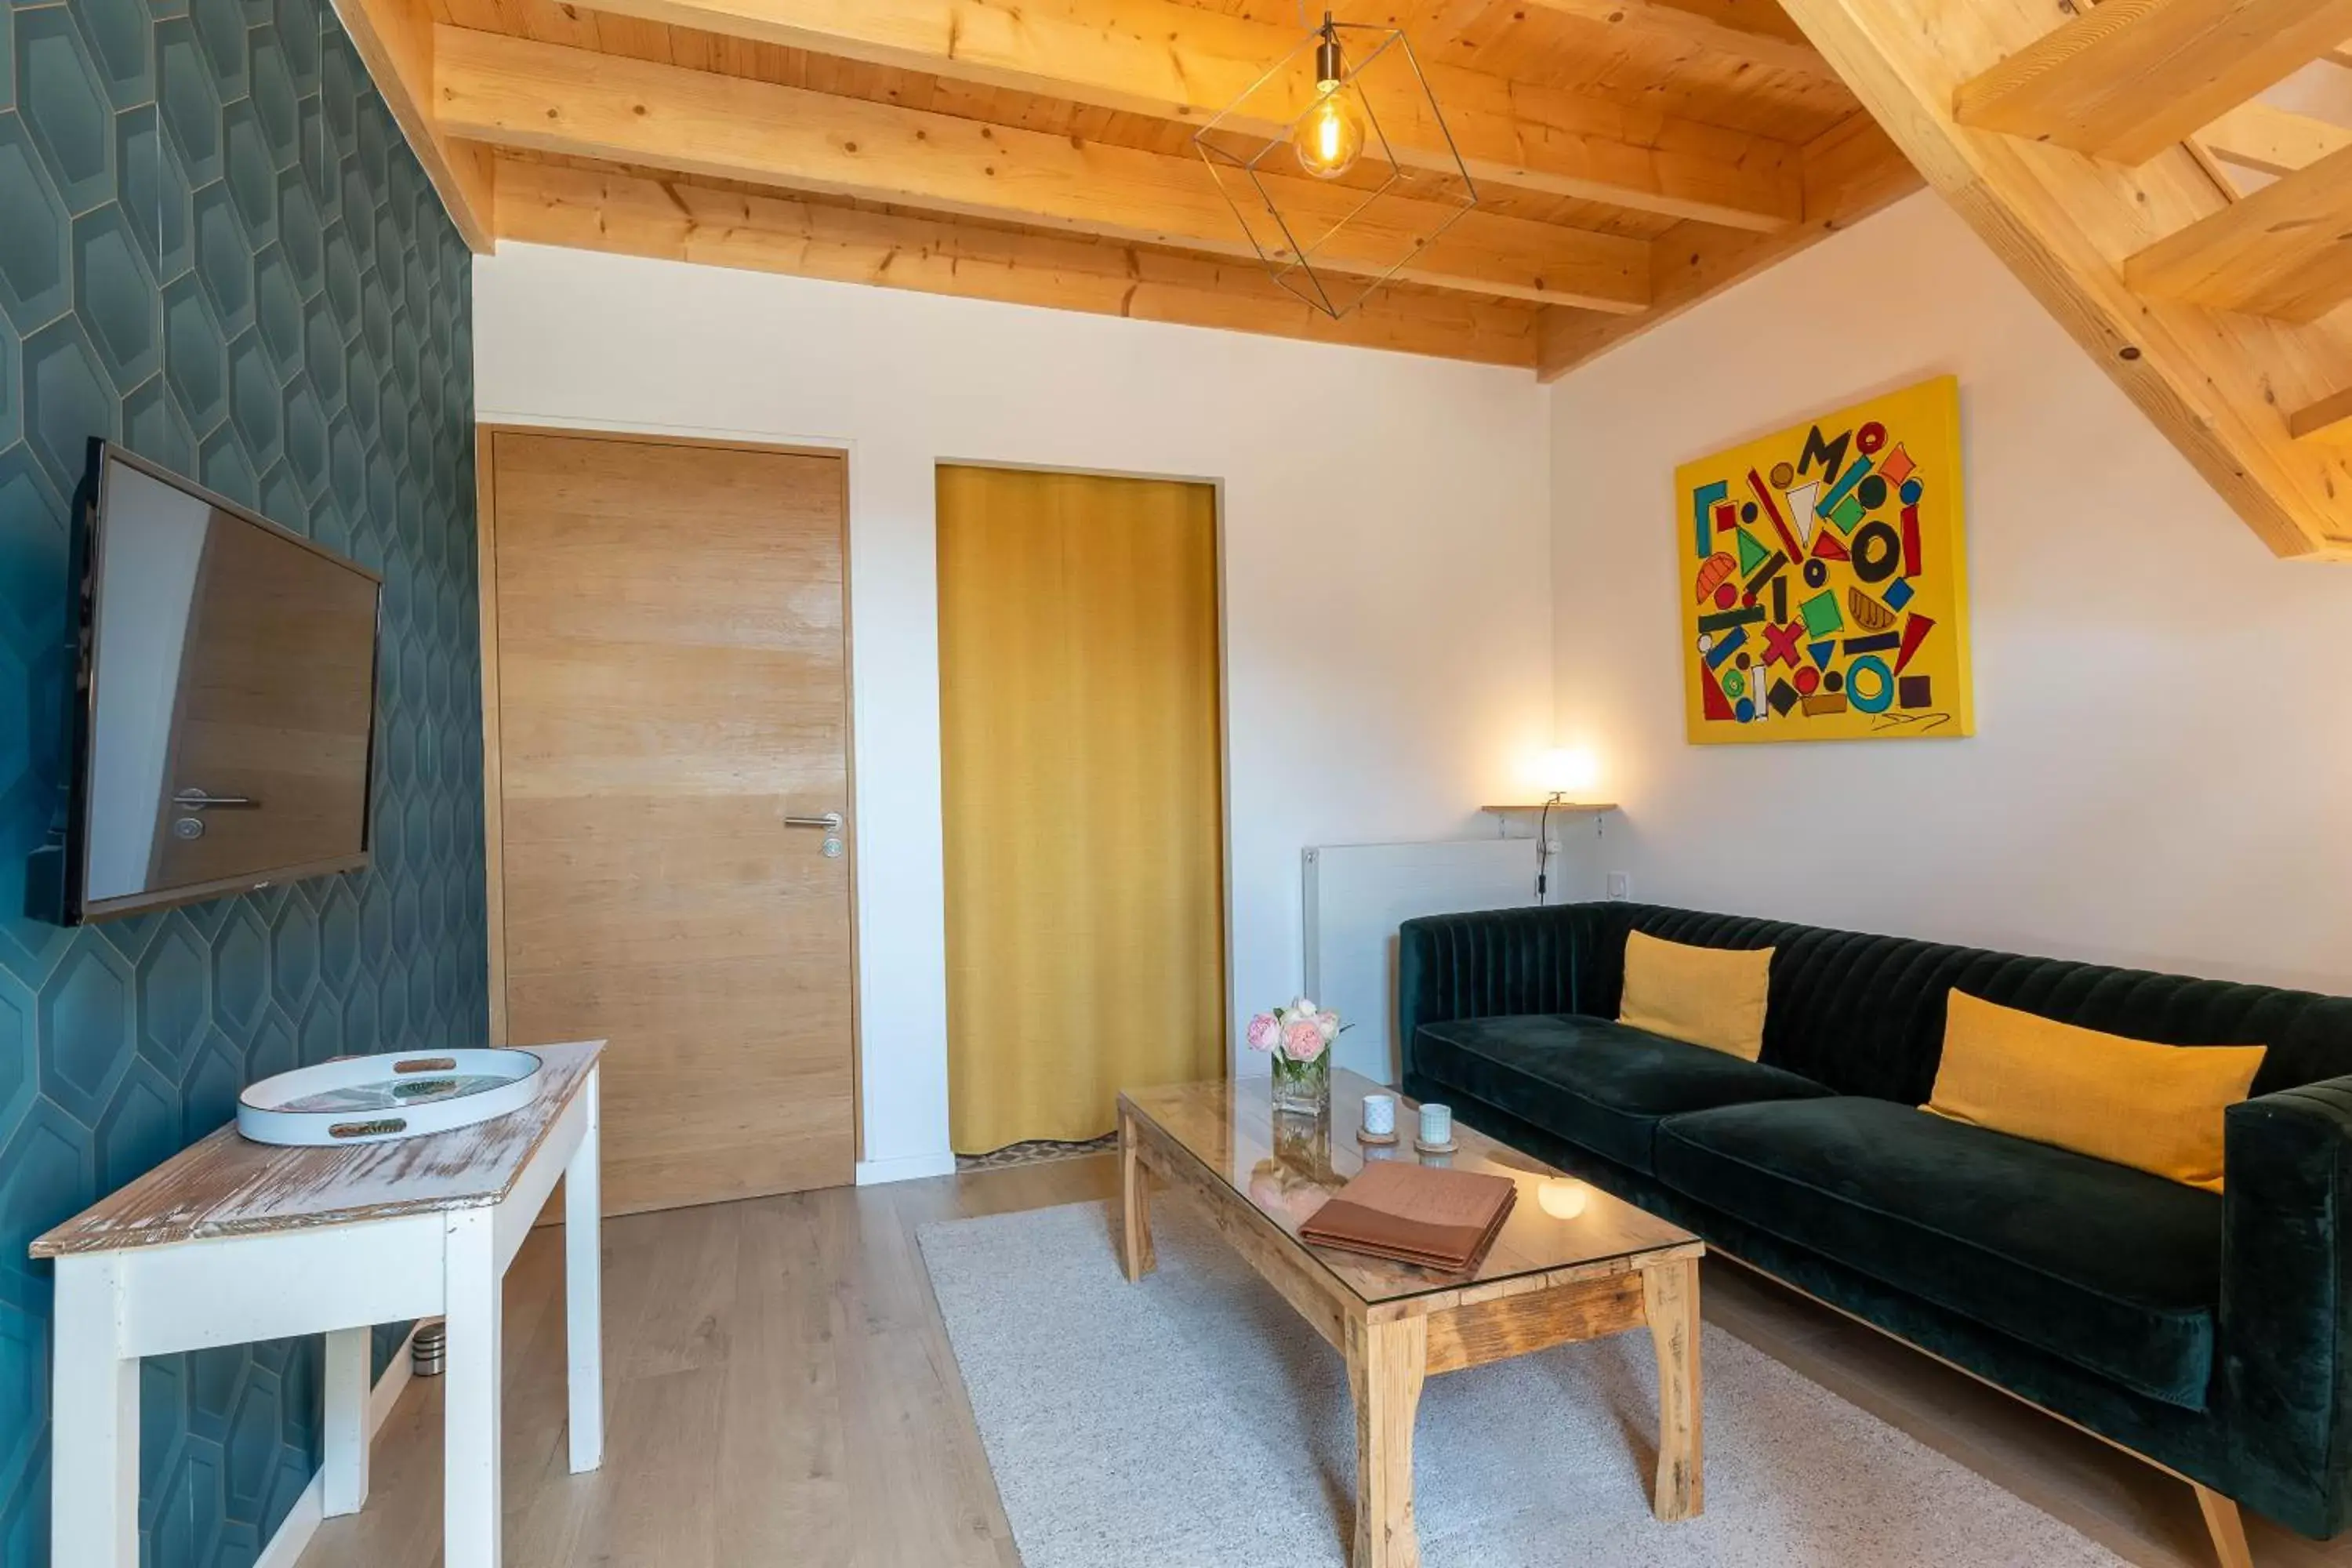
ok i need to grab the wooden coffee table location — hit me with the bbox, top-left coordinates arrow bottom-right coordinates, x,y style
1116,1069 -> 1704,1568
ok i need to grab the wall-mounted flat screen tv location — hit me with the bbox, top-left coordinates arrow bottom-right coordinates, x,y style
59,442 -> 383,923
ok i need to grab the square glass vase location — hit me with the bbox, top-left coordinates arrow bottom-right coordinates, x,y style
1270,1053 -> 1332,1118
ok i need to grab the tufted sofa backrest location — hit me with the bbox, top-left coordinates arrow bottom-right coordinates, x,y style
1561,903 -> 2352,1103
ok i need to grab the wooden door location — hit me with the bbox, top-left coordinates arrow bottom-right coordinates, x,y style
937,465 -> 1226,1155
485,430 -> 855,1214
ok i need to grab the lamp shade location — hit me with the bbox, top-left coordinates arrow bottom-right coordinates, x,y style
1533,747 -> 1600,798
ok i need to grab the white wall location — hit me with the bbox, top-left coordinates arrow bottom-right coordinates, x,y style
1551,191 -> 2352,995
474,245 -> 1554,1177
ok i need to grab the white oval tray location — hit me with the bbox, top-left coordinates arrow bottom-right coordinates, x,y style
237,1048 -> 545,1146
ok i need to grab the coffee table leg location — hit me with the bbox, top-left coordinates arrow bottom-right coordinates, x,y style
1118,1108 -> 1156,1282
1642,1256 -> 1704,1522
1348,1315 -> 1427,1568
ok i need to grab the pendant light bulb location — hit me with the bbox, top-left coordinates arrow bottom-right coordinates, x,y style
1291,20 -> 1366,180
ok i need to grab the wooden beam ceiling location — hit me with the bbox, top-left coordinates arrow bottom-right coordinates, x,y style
1516,0 -> 1838,81
2125,144 -> 2352,321
493,156 -> 1546,365
2198,101 -> 2352,180
328,0 -> 495,251
1538,110 -> 1920,379
1777,0 -> 2352,558
562,0 -> 1807,230
433,26 -> 1653,310
1950,0 -> 2352,166
325,0 -> 1887,368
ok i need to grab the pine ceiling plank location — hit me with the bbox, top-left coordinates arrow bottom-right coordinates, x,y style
1780,0 -> 2352,559
1951,0 -> 2352,166
491,155 -> 1543,365
2198,101 -> 2352,180
434,25 -> 1653,309
561,0 -> 1806,230
2125,142 -> 2352,321
1538,111 -> 1920,379
1518,0 -> 1838,79
330,0 -> 497,251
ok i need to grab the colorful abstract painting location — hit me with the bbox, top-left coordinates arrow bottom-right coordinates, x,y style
1675,376 -> 1972,745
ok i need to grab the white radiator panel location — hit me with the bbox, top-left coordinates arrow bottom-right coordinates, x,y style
1301,830 -> 1600,1085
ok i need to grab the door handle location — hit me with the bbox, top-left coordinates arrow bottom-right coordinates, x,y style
175,788 -> 260,809
784,811 -> 843,829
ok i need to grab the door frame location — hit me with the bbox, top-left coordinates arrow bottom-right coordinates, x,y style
932,459 -> 1236,1089
474,422 -> 866,1161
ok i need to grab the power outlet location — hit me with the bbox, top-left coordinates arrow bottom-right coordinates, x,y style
1606,872 -> 1632,902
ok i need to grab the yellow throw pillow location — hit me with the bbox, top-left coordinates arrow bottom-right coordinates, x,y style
1618,931 -> 1773,1062
1925,991 -> 2267,1193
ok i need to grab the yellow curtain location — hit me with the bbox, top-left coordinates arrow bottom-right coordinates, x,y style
937,465 -> 1228,1154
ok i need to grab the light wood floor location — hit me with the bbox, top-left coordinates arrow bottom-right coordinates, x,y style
299,1154 -> 2351,1568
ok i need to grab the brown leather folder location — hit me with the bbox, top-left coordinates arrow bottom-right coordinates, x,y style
1298,1160 -> 1518,1273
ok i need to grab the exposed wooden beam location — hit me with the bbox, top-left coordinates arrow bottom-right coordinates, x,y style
2288,385 -> 2352,443
2198,101 -> 2352,180
568,0 -> 1805,231
1521,0 -> 1839,79
328,0 -> 495,252
1951,0 -> 2352,166
1779,0 -> 2352,559
491,157 -> 1542,365
1540,111 -> 1918,379
433,27 -> 1651,310
2125,143 -> 2352,321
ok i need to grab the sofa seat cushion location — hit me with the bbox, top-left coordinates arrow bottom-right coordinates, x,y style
1410,1014 -> 1835,1175
1655,1098 -> 2223,1408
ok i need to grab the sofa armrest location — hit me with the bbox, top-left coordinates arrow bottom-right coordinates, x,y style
1396,906 -> 1592,1085
2220,1075 -> 2352,1535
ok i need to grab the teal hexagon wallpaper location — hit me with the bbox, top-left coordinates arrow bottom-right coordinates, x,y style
0,0 -> 487,1556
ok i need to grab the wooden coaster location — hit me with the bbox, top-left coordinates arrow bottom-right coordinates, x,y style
1414,1137 -> 1459,1156
1356,1126 -> 1399,1147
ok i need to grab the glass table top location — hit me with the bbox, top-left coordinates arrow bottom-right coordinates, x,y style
1118,1068 -> 1700,1305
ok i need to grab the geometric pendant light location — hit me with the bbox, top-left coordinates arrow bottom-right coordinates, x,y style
1194,9 -> 1478,320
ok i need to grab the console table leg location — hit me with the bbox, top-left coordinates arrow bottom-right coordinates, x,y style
1643,1256 -> 1704,1523
2193,1484 -> 2255,1568
565,1067 -> 605,1474
50,1254 -> 136,1568
1348,1314 -> 1426,1568
445,1209 -> 503,1568
1119,1109 -> 1156,1282
322,1326 -> 372,1515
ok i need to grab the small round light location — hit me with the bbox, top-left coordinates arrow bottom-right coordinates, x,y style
1538,1178 -> 1589,1220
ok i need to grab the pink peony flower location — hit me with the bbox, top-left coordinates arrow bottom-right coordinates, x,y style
1246,1012 -> 1281,1053
1282,1019 -> 1327,1062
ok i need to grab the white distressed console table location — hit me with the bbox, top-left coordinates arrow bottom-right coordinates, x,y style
31,1039 -> 607,1568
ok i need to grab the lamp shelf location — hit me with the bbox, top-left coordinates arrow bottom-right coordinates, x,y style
1479,802 -> 1617,815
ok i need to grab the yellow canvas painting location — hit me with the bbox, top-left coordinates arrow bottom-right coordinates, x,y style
1675,376 -> 1971,745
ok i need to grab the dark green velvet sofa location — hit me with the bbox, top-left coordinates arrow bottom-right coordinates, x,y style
1396,901 -> 2352,1542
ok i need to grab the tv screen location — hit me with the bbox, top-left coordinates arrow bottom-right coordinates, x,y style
63,443 -> 383,922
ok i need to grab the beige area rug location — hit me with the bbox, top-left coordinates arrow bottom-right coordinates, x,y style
917,1200 -> 2133,1568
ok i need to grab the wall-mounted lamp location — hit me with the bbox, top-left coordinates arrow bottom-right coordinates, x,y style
1532,746 -> 1601,802
1529,747 -> 1602,905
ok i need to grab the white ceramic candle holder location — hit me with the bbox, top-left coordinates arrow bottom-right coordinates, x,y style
1414,1102 -> 1457,1155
